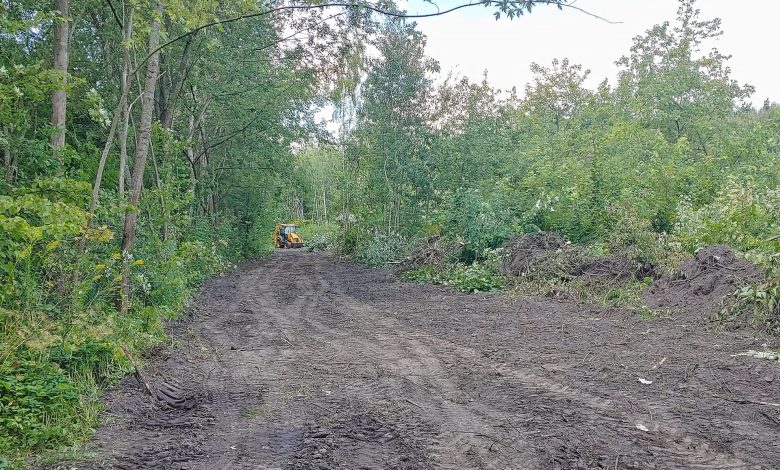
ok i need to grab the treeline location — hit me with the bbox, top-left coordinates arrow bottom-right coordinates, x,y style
294,3 -> 779,302
297,2 -> 779,266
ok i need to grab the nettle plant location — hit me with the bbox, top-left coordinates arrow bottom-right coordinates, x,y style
735,238 -> 780,328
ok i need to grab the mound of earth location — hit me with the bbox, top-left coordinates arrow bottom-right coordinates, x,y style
643,245 -> 763,317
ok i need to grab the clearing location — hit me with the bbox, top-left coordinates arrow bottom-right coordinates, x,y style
60,251 -> 780,469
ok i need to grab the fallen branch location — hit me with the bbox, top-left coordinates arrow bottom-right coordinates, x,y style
710,393 -> 780,407
121,345 -> 156,398
405,398 -> 424,410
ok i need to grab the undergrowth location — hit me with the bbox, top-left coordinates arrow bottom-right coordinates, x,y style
0,184 -> 245,468
400,249 -> 505,293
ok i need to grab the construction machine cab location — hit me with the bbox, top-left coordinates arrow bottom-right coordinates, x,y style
274,223 -> 304,249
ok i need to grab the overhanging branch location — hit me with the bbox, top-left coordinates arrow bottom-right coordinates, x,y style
133,1 -> 618,73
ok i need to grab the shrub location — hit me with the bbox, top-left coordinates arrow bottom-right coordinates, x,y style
607,205 -> 686,271
727,238 -> 780,330
297,222 -> 338,252
440,186 -> 515,259
399,266 -> 440,283
676,181 -> 780,253
441,260 -> 505,293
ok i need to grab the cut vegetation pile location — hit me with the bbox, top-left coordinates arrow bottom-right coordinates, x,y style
500,232 -> 576,278
643,245 -> 764,317
573,255 -> 654,283
396,236 -> 460,272
500,232 -> 652,285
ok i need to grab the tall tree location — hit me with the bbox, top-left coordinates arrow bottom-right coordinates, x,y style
118,3 -> 163,312
50,0 -> 69,156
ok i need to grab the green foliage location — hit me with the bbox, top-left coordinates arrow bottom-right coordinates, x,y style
0,180 -> 92,309
401,250 -> 505,293
440,186 -> 514,259
0,354 -> 82,467
440,259 -> 506,293
400,266 -> 440,284
607,206 -> 686,271
3,0 -> 780,465
297,222 -> 338,252
355,232 -> 414,266
310,2 -> 778,319
726,239 -> 780,329
676,181 -> 780,253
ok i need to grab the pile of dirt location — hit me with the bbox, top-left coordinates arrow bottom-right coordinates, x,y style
643,245 -> 763,317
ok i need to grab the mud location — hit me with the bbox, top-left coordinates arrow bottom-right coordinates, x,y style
643,245 -> 764,318
49,251 -> 780,469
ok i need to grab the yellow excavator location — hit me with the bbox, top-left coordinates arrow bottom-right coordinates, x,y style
274,223 -> 304,249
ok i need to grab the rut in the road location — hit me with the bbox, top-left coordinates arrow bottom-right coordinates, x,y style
54,251 -> 780,470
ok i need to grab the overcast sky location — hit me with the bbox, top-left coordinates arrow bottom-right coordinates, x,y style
402,0 -> 779,104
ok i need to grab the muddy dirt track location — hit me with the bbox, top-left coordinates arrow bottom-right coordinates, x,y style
66,251 -> 780,469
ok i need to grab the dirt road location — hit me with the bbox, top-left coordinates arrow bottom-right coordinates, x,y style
73,251 -> 780,469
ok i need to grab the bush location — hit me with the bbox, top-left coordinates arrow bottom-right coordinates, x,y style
297,222 -> 338,252
304,234 -> 331,252
727,239 -> 780,330
607,205 -> 686,271
676,181 -> 780,253
440,186 -> 514,259
399,265 -> 440,283
441,260 -> 505,293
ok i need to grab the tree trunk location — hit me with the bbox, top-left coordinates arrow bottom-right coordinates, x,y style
3,126 -> 14,184
118,4 -> 162,313
50,0 -> 69,157
161,34 -> 195,129
119,6 -> 134,207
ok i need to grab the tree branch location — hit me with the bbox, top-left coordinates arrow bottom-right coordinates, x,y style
134,1 -> 617,72
104,0 -> 123,28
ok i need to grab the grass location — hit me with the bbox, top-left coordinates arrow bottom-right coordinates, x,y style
241,402 -> 268,419
507,276 -> 654,309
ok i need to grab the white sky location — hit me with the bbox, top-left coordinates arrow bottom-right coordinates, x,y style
402,0 -> 780,103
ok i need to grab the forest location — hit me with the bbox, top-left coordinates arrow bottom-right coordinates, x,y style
1,0 -> 778,467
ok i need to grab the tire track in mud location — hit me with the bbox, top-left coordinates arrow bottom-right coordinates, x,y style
312,258 -> 760,470
51,251 -> 780,470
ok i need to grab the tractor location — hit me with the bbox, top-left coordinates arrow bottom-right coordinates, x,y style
274,223 -> 304,249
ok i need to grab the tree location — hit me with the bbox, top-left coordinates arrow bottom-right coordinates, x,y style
349,20 -> 438,233
50,0 -> 69,157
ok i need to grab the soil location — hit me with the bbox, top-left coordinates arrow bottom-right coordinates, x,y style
47,251 -> 780,470
643,245 -> 764,319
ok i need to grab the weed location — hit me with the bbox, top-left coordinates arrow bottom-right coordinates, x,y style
635,306 -> 673,319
